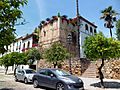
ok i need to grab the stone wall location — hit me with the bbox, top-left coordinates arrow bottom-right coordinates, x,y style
103,59 -> 120,79
96,59 -> 120,79
38,58 -> 90,76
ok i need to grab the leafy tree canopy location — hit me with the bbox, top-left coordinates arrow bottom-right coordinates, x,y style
26,48 -> 41,65
116,19 -> 120,40
0,52 -> 27,67
83,32 -> 120,60
44,42 -> 70,67
0,0 -> 27,54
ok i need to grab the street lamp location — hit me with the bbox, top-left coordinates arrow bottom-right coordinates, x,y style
76,0 -> 80,59
67,33 -> 72,74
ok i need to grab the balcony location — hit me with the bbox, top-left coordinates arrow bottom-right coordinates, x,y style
32,44 -> 38,47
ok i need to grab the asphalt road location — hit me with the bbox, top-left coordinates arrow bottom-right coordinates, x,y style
0,67 -> 120,90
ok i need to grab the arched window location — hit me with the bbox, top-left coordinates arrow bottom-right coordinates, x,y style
85,24 -> 88,31
23,43 -> 25,49
90,27 -> 93,34
94,29 -> 97,33
19,42 -> 21,50
27,41 -> 30,48
22,43 -> 26,52
43,30 -> 46,37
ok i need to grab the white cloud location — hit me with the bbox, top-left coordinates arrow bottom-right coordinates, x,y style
35,0 -> 47,20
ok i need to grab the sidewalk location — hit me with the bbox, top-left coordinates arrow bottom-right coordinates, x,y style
80,77 -> 120,90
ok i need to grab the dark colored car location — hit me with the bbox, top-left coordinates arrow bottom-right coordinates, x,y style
32,68 -> 84,90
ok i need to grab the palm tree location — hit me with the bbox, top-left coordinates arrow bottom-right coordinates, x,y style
100,6 -> 118,37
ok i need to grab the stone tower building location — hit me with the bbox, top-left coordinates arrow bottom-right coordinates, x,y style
39,14 -> 97,59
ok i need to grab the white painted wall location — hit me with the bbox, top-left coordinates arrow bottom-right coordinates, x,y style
79,19 -> 97,58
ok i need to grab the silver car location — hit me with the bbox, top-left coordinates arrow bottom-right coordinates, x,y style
15,69 -> 35,84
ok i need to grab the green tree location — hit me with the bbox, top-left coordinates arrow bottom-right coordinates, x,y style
116,19 -> 120,40
0,54 -> 13,74
10,52 -> 27,66
0,0 -> 27,54
26,48 -> 41,70
0,52 -> 27,74
44,42 -> 70,68
100,6 -> 118,37
83,32 -> 120,88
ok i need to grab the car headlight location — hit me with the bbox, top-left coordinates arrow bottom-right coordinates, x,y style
78,79 -> 82,82
61,78 -> 76,83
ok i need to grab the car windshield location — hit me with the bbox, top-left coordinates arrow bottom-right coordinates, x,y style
25,70 -> 35,74
53,69 -> 71,76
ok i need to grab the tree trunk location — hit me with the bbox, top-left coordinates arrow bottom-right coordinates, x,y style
14,65 -> 18,76
110,28 -> 112,37
53,62 -> 57,68
98,58 -> 104,88
5,66 -> 8,75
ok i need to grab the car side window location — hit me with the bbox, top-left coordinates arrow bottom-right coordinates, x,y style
39,69 -> 46,75
18,70 -> 22,73
21,70 -> 25,74
18,70 -> 21,73
46,70 -> 55,77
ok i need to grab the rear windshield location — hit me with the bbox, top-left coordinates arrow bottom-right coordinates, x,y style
25,70 -> 35,74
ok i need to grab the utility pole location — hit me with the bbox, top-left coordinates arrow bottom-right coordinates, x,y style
76,0 -> 80,59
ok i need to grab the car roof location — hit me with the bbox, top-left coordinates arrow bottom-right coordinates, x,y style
39,68 -> 59,71
19,68 -> 34,71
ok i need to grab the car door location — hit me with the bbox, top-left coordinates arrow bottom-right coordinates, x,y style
21,70 -> 25,81
37,69 -> 47,87
17,70 -> 22,80
45,70 -> 58,89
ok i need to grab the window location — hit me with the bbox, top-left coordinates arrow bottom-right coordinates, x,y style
94,29 -> 97,33
43,30 -> 46,36
25,70 -> 35,74
39,69 -> 46,75
46,70 -> 54,76
90,27 -> 93,33
27,41 -> 30,48
85,24 -> 88,31
19,42 -> 21,50
23,43 -> 25,49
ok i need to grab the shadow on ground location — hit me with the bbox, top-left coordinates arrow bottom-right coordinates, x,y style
39,86 -> 55,90
0,81 -> 5,82
0,88 -> 14,90
90,81 -> 120,88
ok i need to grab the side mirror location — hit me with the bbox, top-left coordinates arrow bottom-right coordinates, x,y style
50,74 -> 54,78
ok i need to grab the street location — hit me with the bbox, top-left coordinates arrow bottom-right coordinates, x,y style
0,73 -> 49,90
0,67 -> 120,90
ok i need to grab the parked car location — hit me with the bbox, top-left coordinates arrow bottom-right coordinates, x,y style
32,68 -> 84,90
15,69 -> 35,84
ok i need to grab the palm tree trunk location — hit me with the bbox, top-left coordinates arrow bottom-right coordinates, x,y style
110,28 -> 112,37
98,58 -> 104,88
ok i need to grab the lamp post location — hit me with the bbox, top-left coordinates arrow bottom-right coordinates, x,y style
67,33 -> 72,74
76,0 -> 80,59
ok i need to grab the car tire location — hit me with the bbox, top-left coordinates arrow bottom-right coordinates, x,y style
15,76 -> 18,82
24,78 -> 28,84
56,83 -> 65,90
33,79 -> 39,88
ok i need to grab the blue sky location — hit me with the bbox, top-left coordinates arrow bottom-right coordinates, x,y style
16,0 -> 120,38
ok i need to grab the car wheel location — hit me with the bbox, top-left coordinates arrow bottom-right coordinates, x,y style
56,83 -> 65,90
15,76 -> 18,82
24,78 -> 28,84
33,79 -> 39,88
